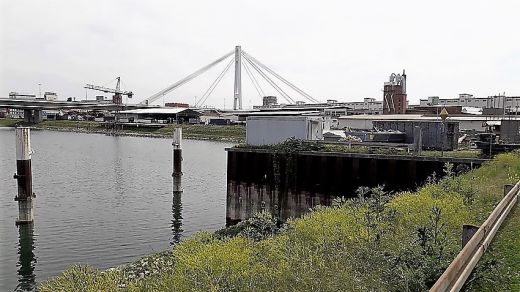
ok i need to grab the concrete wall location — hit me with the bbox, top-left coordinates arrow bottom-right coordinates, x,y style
226,148 -> 488,223
246,116 -> 323,146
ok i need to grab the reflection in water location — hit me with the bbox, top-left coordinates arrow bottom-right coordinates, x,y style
16,224 -> 37,292
171,190 -> 183,245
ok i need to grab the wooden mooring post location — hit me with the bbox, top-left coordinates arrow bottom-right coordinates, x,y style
172,128 -> 183,192
14,127 -> 34,225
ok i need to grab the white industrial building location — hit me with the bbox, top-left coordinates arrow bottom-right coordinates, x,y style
119,108 -> 202,124
253,98 -> 382,115
330,98 -> 383,112
246,116 -> 323,146
420,94 -> 520,110
337,114 -> 520,132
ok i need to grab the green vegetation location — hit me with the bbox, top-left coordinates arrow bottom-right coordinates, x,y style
172,124 -> 245,142
0,119 -> 246,142
40,152 -> 520,291
38,120 -> 100,129
237,137 -> 483,159
0,118 -> 21,127
323,143 -> 481,158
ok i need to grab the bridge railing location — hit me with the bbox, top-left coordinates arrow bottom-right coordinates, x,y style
430,180 -> 520,292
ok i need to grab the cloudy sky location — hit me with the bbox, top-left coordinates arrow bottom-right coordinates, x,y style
1,0 -> 519,108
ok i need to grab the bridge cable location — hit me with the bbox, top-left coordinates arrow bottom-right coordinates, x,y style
243,54 -> 293,104
244,51 -> 318,103
241,53 -> 295,104
242,57 -> 265,100
141,50 -> 234,105
196,57 -> 235,107
243,51 -> 320,103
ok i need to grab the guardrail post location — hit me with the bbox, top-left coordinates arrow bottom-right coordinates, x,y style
504,184 -> 514,197
462,224 -> 479,248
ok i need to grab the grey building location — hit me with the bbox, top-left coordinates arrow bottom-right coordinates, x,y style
246,116 -> 323,146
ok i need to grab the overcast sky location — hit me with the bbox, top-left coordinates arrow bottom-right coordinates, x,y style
1,0 -> 519,108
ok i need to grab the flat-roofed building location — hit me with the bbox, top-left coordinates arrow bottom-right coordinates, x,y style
420,94 -> 520,112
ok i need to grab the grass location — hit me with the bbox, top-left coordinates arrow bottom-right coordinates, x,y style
39,152 -> 520,291
0,118 -> 21,127
322,144 -> 482,159
39,120 -> 100,129
237,138 -> 483,159
0,118 -> 246,142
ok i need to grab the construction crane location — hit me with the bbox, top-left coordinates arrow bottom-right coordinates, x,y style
85,77 -> 133,105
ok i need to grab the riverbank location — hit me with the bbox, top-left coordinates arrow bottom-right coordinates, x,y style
40,151 -> 520,291
0,118 -> 246,142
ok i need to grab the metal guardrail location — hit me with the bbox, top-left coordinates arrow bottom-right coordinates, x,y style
430,180 -> 520,292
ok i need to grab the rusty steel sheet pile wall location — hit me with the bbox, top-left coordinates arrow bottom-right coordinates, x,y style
226,148 -> 488,223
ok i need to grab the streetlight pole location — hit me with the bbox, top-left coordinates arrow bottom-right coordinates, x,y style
38,84 -> 42,99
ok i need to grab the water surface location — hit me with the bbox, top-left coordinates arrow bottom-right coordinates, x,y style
0,128 -> 232,291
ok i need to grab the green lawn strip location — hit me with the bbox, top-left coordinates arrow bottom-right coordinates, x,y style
13,120 -> 245,142
0,118 -> 22,127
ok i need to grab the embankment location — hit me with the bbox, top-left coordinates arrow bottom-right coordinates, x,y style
0,119 -> 246,142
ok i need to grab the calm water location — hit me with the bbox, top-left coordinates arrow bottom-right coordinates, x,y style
0,128 -> 233,291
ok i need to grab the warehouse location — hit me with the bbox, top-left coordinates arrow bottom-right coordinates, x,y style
119,108 -> 202,124
337,114 -> 520,132
246,116 -> 323,146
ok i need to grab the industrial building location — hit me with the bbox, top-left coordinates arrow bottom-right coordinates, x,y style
253,98 -> 382,115
119,108 -> 202,124
420,94 -> 520,112
43,92 -> 58,101
372,120 -> 459,150
500,120 -> 520,143
383,71 -> 407,114
337,114 -> 520,132
6,91 -> 60,118
246,116 -> 323,146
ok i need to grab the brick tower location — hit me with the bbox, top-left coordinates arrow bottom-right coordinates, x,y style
383,70 -> 407,114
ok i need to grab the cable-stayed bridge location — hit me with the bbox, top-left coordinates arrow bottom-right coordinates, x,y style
140,46 -> 320,109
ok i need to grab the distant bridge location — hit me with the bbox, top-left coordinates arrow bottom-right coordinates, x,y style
140,45 -> 320,110
0,98 -> 152,123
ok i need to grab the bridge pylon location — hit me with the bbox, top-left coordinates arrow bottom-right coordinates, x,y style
233,46 -> 242,110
